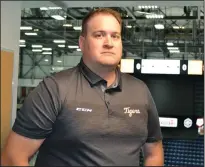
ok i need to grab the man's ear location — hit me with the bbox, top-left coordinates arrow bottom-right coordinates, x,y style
79,35 -> 84,52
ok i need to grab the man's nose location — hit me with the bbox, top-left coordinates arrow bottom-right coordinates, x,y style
104,35 -> 113,47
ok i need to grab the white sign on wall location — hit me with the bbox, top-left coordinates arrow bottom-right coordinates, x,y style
159,117 -> 178,127
141,59 -> 180,74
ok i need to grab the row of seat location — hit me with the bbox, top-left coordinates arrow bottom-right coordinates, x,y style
139,136 -> 204,166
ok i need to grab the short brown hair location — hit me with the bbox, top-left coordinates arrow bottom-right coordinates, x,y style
81,8 -> 122,36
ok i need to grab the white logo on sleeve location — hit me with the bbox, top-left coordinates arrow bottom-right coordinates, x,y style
76,108 -> 92,112
124,107 -> 140,117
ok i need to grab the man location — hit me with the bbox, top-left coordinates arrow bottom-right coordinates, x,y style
1,8 -> 164,166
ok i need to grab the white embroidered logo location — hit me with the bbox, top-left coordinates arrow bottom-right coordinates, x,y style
76,108 -> 92,112
124,107 -> 140,117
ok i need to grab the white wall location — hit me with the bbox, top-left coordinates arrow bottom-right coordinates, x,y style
1,1 -> 22,126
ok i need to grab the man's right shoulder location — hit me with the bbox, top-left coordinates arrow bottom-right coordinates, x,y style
50,66 -> 79,83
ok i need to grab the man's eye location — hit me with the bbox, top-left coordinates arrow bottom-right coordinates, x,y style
95,34 -> 103,38
112,34 -> 121,39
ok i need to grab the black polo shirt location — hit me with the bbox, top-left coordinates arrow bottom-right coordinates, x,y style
13,59 -> 162,166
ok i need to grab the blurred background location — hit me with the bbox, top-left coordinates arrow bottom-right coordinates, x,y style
1,1 -> 204,166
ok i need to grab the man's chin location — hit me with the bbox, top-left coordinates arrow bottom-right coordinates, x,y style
99,61 -> 119,68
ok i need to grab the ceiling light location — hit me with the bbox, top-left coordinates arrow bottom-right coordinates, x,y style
169,50 -> 180,53
167,47 -> 179,50
34,29 -> 39,32
19,39 -> 25,43
53,40 -> 66,43
166,42 -> 174,46
20,26 -> 32,30
42,52 -> 52,55
77,48 -> 81,51
42,48 -> 52,51
73,26 -> 82,30
25,32 -> 37,36
40,7 -> 48,10
32,45 -> 42,48
63,24 -> 72,27
19,44 -> 26,47
51,15 -> 65,20
154,24 -> 164,29
126,25 -> 132,28
57,60 -> 62,63
173,26 -> 180,29
32,49 -> 42,52
58,45 -> 65,47
48,7 -> 62,10
173,26 -> 185,29
44,59 -> 49,62
146,14 -> 164,19
68,45 -> 79,49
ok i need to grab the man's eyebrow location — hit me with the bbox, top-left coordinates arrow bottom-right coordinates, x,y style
92,30 -> 121,34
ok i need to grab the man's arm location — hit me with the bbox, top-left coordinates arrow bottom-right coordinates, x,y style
1,131 -> 44,166
142,140 -> 164,166
143,83 -> 164,166
1,76 -> 61,166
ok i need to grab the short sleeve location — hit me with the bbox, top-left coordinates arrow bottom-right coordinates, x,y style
145,85 -> 163,143
12,76 -> 61,139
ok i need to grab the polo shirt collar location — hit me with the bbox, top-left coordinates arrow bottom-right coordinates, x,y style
78,58 -> 122,90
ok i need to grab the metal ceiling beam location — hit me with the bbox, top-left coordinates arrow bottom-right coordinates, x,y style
49,1 -> 77,20
22,20 -> 78,45
21,15 -> 204,21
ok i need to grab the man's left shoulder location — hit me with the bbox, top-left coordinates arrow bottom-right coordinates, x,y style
121,73 -> 147,89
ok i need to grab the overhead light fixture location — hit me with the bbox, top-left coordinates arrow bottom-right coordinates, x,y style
146,14 -> 164,19
58,45 -> 65,47
68,45 -> 79,49
57,60 -> 62,63
77,48 -> 81,52
53,40 -> 66,43
126,25 -> 132,28
34,29 -> 39,32
20,26 -> 32,30
173,26 -> 185,29
32,49 -> 42,52
167,47 -> 179,50
154,24 -> 164,29
73,26 -> 82,30
166,42 -> 174,46
19,44 -> 26,47
42,52 -> 52,55
40,7 -> 48,10
138,5 -> 158,9
44,59 -> 49,62
19,39 -> 25,43
169,50 -> 180,53
48,7 -> 62,10
32,45 -> 42,48
25,32 -> 37,36
42,48 -> 52,51
63,24 -> 72,27
51,15 -> 65,20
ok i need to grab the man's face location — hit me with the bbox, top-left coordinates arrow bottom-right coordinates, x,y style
79,14 -> 122,67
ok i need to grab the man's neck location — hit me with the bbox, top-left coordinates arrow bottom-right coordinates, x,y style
83,58 -> 117,87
